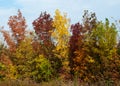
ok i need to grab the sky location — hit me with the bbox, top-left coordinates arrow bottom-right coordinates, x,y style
0,0 -> 120,30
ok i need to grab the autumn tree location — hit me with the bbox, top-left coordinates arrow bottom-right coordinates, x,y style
32,12 -> 55,57
8,9 -> 27,44
0,29 -> 16,52
0,9 -> 120,83
69,11 -> 97,81
0,10 -> 27,80
74,18 -> 118,82
52,9 -> 70,78
14,36 -> 34,79
33,12 -> 53,46
32,12 -> 61,78
0,40 -> 16,80
14,34 -> 53,82
69,23 -> 86,75
0,43 -> 6,80
1,10 -> 27,52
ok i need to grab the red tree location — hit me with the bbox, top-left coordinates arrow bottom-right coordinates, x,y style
8,9 -> 27,44
32,12 -> 54,46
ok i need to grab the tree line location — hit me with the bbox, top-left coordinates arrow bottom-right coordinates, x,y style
0,9 -> 120,83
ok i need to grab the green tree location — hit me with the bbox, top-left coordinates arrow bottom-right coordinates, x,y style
84,18 -> 117,81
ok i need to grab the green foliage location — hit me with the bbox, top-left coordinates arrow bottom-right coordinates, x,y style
85,18 -> 117,61
0,63 -> 5,70
83,18 -> 118,81
88,19 -> 117,55
31,55 -> 53,82
0,63 -> 6,80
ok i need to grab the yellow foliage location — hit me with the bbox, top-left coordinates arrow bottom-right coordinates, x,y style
6,64 -> 17,79
52,9 -> 70,75
52,9 -> 70,59
13,36 -> 35,79
15,37 -> 34,59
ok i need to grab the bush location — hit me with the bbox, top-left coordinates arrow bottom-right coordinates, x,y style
31,55 -> 53,82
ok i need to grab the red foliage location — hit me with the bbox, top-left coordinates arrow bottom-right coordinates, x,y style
69,23 -> 83,51
32,12 -> 53,46
69,23 -> 85,74
0,30 -> 16,52
69,11 -> 97,76
8,9 -> 27,43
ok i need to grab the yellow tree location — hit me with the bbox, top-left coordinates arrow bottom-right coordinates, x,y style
13,32 -> 38,80
52,9 -> 70,78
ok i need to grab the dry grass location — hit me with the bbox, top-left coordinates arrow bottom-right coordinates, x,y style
0,79 -> 120,86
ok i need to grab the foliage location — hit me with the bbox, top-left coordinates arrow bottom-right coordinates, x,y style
52,9 -> 70,58
52,9 -> 70,78
0,62 -> 6,80
0,9 -> 120,83
0,43 -> 15,80
83,19 -> 118,81
0,30 -> 16,52
13,35 -> 54,82
8,9 -> 27,44
13,36 -> 34,79
31,55 -> 53,82
69,10 -> 97,81
1,10 -> 27,52
32,12 -> 61,78
69,22 -> 85,75
32,12 -> 54,58
32,12 -> 53,46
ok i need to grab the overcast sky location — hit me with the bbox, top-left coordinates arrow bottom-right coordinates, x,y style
0,0 -> 120,30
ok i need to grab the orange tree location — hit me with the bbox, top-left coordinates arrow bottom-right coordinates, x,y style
69,10 -> 97,81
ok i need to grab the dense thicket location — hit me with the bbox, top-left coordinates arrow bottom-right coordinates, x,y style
0,9 -> 120,83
